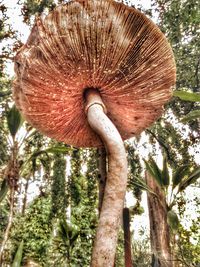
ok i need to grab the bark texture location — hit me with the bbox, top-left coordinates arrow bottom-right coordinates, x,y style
85,89 -> 127,267
98,148 -> 107,215
145,172 -> 172,267
123,207 -> 133,267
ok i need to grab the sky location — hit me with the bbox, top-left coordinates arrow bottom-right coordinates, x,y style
3,0 -> 152,43
1,0 -> 153,76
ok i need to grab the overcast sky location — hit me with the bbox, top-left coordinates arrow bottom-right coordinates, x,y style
1,0 -> 154,76
4,0 -> 152,43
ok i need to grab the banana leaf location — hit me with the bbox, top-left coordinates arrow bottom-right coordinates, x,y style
59,219 -> 79,248
181,110 -> 200,123
144,157 -> 163,187
11,240 -> 24,267
172,165 -> 191,189
129,176 -> 157,196
178,166 -> 200,192
173,91 -> 200,102
7,105 -> 23,138
31,146 -> 70,159
162,155 -> 170,186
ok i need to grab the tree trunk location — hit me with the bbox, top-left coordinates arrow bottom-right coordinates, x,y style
98,148 -> 107,215
0,187 -> 15,265
21,178 -> 29,215
145,172 -> 172,267
123,207 -> 133,267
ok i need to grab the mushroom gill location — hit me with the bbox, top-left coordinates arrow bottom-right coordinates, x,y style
13,0 -> 176,148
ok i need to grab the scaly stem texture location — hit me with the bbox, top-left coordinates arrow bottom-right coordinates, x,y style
85,89 -> 127,267
146,172 -> 172,267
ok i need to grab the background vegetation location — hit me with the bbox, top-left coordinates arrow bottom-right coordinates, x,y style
0,0 -> 199,266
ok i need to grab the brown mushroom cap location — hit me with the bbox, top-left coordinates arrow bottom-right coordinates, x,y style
13,0 -> 176,148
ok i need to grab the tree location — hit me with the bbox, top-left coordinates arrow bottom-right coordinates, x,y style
0,106 -> 23,264
144,155 -> 200,267
50,152 -> 68,220
10,195 -> 52,266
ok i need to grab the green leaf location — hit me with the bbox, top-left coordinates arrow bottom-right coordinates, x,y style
0,179 -> 9,203
167,210 -> 179,231
59,219 -> 79,246
130,176 -> 157,196
178,166 -> 200,192
6,105 -> 23,138
70,232 -> 79,247
144,157 -> 163,187
31,146 -> 70,160
144,159 -> 156,178
162,155 -> 170,186
172,165 -> 191,189
45,146 -> 70,154
0,90 -> 11,97
181,110 -> 200,123
11,240 -> 24,267
173,91 -> 200,102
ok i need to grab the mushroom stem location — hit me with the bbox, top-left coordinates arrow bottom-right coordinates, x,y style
85,89 -> 127,267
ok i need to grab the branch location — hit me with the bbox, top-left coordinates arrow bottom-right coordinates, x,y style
194,56 -> 200,91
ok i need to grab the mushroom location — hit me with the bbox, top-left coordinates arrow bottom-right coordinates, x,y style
13,0 -> 176,266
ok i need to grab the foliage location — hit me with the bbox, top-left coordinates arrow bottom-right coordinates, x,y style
10,195 -> 52,266
145,154 -> 200,265
114,229 -> 125,267
11,240 -> 24,267
67,149 -> 98,266
0,3 -> 16,76
0,202 -> 9,243
181,110 -> 200,123
155,0 -> 200,91
50,152 -> 67,220
173,90 -> 200,123
47,218 -> 80,267
6,105 -> 23,139
132,236 -> 151,267
167,210 -> 179,232
127,144 -> 145,216
21,0 -> 56,24
145,154 -> 200,210
173,91 -> 200,102
0,179 -> 9,203
176,223 -> 200,266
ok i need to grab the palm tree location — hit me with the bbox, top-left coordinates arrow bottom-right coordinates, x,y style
144,155 -> 200,267
0,105 -> 23,264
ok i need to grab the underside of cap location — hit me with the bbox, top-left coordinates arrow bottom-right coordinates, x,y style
13,0 -> 176,148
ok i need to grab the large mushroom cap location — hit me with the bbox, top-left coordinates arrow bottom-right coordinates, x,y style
13,0 -> 176,148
